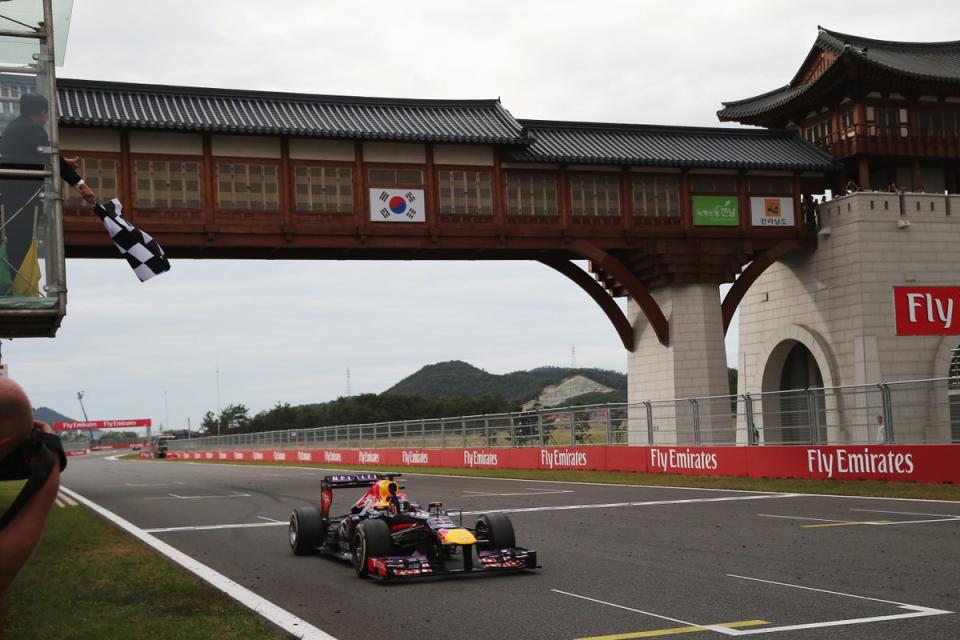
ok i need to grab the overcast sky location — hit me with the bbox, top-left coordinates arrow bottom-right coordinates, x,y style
2,1 -> 957,428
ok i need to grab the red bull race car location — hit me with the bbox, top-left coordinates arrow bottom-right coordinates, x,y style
288,473 -> 538,580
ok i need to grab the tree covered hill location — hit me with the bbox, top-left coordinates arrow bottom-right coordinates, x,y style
34,407 -> 76,425
200,361 -> 629,435
385,360 -> 627,405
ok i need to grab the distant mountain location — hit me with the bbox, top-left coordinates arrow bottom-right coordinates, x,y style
385,360 -> 627,407
34,407 -> 76,424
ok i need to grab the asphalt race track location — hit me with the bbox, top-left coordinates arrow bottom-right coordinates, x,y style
61,454 -> 959,640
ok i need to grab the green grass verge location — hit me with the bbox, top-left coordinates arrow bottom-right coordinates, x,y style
0,482 -> 288,640
173,456 -> 960,501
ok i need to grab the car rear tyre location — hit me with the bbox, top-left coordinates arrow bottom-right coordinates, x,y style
475,512 -> 515,550
289,506 -> 324,556
352,518 -> 393,577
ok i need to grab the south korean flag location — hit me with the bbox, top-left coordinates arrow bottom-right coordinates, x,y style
369,188 -> 426,223
93,198 -> 171,282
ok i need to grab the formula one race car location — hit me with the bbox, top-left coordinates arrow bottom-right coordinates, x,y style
288,473 -> 538,580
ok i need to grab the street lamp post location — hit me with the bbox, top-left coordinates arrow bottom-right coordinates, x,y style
77,391 -> 92,442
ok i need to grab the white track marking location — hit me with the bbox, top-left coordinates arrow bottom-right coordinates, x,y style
144,492 -> 252,500
759,511 -> 960,527
59,491 -> 77,507
756,513 -> 885,525
59,486 -> 338,640
257,515 -> 284,523
145,495 -> 801,535
459,493 -> 800,516
461,489 -> 575,497
125,481 -> 185,487
145,522 -> 288,534
851,508 -> 960,518
555,577 -> 952,638
551,589 -> 709,630
722,574 -> 953,635
875,517 -> 960,526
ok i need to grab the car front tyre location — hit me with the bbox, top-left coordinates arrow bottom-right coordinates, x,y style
352,518 -> 393,577
475,512 -> 516,550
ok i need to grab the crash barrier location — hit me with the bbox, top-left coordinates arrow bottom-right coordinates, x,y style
176,444 -> 960,484
170,377 -> 960,452
139,451 -> 180,460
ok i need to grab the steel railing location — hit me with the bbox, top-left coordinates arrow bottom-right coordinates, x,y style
168,377 -> 960,452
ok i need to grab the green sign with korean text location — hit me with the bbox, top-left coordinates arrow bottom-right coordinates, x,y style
692,195 -> 740,226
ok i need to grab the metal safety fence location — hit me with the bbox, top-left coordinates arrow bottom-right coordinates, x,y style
169,377 -> 960,452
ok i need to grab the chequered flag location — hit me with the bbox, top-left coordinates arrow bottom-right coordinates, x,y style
92,198 -> 170,282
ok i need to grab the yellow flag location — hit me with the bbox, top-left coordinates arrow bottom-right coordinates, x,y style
11,239 -> 40,297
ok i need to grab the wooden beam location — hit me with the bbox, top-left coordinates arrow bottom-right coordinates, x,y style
539,259 -> 635,351
571,240 -> 669,345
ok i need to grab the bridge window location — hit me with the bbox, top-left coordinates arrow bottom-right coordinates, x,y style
134,160 -> 202,209
570,174 -> 620,217
505,172 -> 558,217
367,167 -> 423,185
217,163 -> 280,211
632,175 -> 679,220
294,166 -> 354,213
919,110 -> 960,139
65,158 -> 118,208
803,118 -> 833,145
840,108 -> 855,133
437,170 -> 492,215
866,106 -> 908,138
748,177 -> 792,195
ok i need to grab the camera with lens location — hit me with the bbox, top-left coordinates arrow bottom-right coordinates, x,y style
0,426 -> 67,529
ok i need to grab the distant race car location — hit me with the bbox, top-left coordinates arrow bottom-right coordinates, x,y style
288,472 -> 538,580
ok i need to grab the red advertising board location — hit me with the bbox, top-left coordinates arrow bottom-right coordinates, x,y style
54,419 -> 152,431
178,444 -> 960,484
893,286 -> 960,335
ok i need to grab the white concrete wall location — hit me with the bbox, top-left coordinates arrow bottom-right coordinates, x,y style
738,192 -> 960,443
628,284 -> 730,444
129,131 -> 202,155
211,135 -> 281,158
362,142 -> 426,164
289,138 -> 355,161
433,145 -> 494,166
60,128 -> 121,152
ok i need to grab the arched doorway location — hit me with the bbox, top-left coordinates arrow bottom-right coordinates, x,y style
761,340 -> 827,444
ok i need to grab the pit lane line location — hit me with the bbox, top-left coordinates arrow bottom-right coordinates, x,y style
142,493 -> 801,534
59,486 -> 339,640
554,574 -> 953,637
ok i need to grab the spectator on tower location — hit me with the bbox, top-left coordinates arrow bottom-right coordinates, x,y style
0,93 -> 96,296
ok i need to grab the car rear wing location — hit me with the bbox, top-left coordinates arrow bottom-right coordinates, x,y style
321,472 -> 402,490
320,472 -> 404,520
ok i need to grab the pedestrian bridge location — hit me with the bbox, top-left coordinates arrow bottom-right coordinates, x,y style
2,78 -> 834,406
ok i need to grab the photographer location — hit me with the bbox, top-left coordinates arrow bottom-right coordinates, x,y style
0,377 -> 63,594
